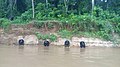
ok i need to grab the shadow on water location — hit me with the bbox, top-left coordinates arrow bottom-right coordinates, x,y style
80,48 -> 86,53
18,45 -> 24,54
18,45 -> 24,49
42,46 -> 50,55
64,47 -> 70,54
64,47 -> 70,51
43,47 -> 49,52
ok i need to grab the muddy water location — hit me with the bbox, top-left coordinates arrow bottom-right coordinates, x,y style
0,45 -> 120,67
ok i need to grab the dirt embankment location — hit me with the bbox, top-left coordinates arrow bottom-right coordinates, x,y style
0,21 -> 59,45
0,22 -> 120,47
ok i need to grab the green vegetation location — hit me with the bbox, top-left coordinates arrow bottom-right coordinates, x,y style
35,32 -> 57,42
58,30 -> 72,39
0,18 -> 11,30
0,0 -> 120,43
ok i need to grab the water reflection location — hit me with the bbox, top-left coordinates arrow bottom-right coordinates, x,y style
18,45 -> 24,49
18,45 -> 24,54
64,47 -> 70,51
43,47 -> 50,53
80,48 -> 86,53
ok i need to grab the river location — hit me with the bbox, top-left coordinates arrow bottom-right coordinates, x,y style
0,45 -> 120,67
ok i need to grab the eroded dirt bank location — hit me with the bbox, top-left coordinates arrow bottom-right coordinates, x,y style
0,23 -> 120,47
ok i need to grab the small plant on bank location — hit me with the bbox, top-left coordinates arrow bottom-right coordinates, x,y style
49,34 -> 57,42
58,30 -> 72,39
35,32 -> 57,42
0,18 -> 11,31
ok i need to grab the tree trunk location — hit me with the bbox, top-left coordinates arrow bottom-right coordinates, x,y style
46,0 -> 48,8
92,0 -> 94,15
32,0 -> 35,19
64,0 -> 68,14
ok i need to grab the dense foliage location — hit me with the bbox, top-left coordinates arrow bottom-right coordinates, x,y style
0,0 -> 120,42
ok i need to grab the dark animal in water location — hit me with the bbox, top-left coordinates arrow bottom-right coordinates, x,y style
18,39 -> 24,45
64,40 -> 70,47
80,41 -> 85,48
44,40 -> 50,46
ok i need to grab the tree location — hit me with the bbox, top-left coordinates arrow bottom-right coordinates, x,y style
0,0 -> 6,18
32,0 -> 35,19
64,0 -> 68,14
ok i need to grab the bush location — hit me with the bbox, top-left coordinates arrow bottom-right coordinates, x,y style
58,30 -> 72,38
34,21 -> 44,28
12,9 -> 33,24
47,22 -> 54,29
35,32 -> 57,42
49,34 -> 57,42
110,16 -> 120,34
0,18 -> 11,29
35,32 -> 42,39
95,31 -> 112,40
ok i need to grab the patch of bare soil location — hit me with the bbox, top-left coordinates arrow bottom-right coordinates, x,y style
0,21 -> 59,45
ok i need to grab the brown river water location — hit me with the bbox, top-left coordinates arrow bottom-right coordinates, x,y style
0,45 -> 120,67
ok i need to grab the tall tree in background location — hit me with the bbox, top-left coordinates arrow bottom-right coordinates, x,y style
32,0 -> 35,19
0,0 -> 6,18
0,0 -> 119,19
46,0 -> 48,8
16,0 -> 27,14
7,0 -> 17,20
64,0 -> 68,14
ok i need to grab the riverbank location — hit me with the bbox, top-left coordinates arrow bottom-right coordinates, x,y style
0,32 -> 119,47
0,23 -> 120,47
0,33 -> 119,47
0,30 -> 120,47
